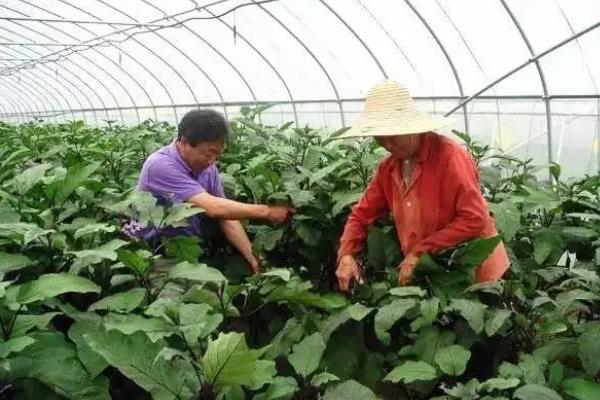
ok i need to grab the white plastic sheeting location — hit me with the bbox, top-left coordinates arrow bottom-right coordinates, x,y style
0,0 -> 598,175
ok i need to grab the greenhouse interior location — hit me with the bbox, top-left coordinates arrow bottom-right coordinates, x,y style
0,1 -> 600,399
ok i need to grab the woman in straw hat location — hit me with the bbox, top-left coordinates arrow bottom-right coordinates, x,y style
336,80 -> 509,291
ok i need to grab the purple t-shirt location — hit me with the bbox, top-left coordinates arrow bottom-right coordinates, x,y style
132,140 -> 225,240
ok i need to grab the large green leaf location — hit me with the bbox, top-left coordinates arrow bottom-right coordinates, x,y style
264,317 -> 305,360
266,283 -> 348,311
450,299 -> 488,334
0,336 -> 36,357
288,332 -> 326,378
485,309 -> 512,336
168,261 -> 226,284
253,227 -> 284,252
183,285 -> 240,317
556,289 -> 600,304
519,354 -> 547,385
84,330 -> 192,400
420,300 -> 441,325
577,323 -> 600,375
0,252 -> 34,275
479,377 -> 520,392
311,372 -> 340,387
323,380 -> 378,400
178,303 -> 223,345
102,313 -> 173,342
54,162 -> 101,204
0,222 -> 54,245
412,326 -> 456,365
117,249 -> 151,275
10,312 -> 61,338
2,331 -> 109,400
489,200 -> 520,241
254,376 -> 298,400
513,384 -> 563,400
562,378 -> 600,400
73,223 -> 116,240
88,288 -> 146,313
16,273 -> 100,304
202,331 -> 266,388
389,286 -> 427,297
456,236 -> 502,268
533,229 -> 565,265
374,298 -> 416,345
331,190 -> 362,216
533,338 -> 578,363
321,303 -> 373,341
12,163 -> 51,194
384,360 -> 437,383
67,239 -> 128,270
162,203 -> 203,227
249,359 -> 277,391
165,235 -> 201,263
261,268 -> 292,282
434,345 -> 471,376
68,318 -> 109,379
128,190 -> 164,226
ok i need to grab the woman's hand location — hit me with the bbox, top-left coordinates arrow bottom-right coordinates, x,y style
336,255 -> 364,292
397,254 -> 420,286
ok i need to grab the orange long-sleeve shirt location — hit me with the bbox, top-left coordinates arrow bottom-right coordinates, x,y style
338,133 -> 509,283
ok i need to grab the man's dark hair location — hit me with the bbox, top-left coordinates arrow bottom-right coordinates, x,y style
177,109 -> 229,146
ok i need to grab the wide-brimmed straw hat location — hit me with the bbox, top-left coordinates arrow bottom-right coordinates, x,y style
339,80 -> 452,139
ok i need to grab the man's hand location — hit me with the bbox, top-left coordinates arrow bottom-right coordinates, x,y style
249,258 -> 261,274
336,255 -> 364,292
397,254 -> 420,286
266,205 -> 295,224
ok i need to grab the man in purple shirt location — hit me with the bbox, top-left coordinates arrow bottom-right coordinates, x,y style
136,109 -> 294,274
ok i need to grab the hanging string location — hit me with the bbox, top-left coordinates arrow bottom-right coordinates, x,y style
233,9 -> 237,45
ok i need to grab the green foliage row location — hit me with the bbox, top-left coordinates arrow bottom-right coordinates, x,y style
0,109 -> 599,399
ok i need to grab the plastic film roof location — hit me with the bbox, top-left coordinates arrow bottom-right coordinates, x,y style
0,0 -> 599,176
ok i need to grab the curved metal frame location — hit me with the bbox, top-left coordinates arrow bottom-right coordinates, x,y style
0,5 -> 106,119
434,0 -> 502,143
1,72 -> 48,118
204,8 -> 300,126
0,0 -> 598,149
0,45 -> 78,121
5,47 -> 100,124
319,0 -> 388,81
9,0 -> 178,122
404,0 -> 469,134
30,12 -> 141,122
554,0 -> 600,172
55,0 -> 160,121
254,0 -> 346,126
355,0 -> 420,79
94,0 -> 198,121
0,29 -> 80,116
444,20 -> 600,113
498,0 -> 553,167
0,22 -> 102,123
22,0 -> 143,124
0,56 -> 52,117
7,18 -> 125,122
0,78 -> 35,121
140,0 -> 238,118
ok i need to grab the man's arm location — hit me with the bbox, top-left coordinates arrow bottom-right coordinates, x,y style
219,219 -> 260,274
188,192 -> 293,223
